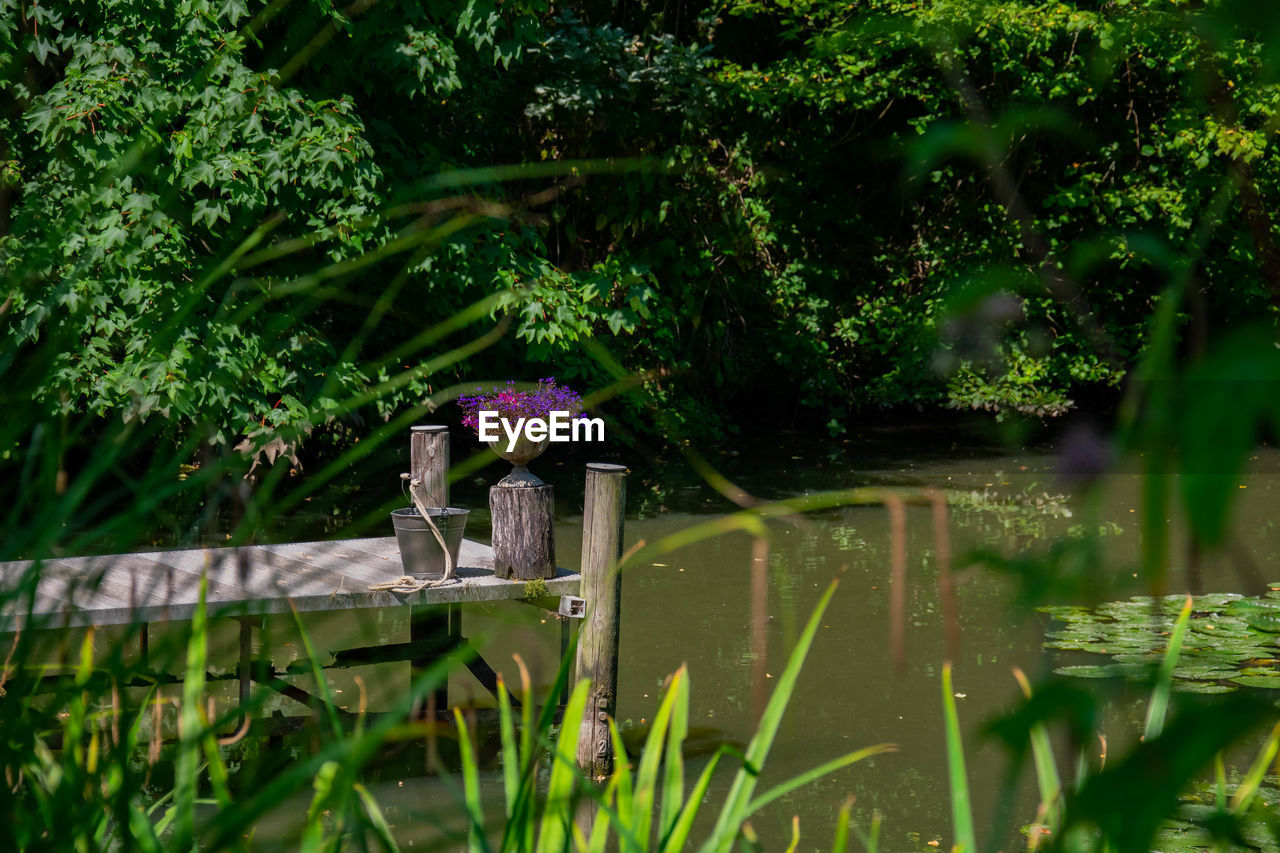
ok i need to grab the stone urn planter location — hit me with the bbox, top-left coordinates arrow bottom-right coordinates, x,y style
488,433 -> 550,487
459,380 -> 585,580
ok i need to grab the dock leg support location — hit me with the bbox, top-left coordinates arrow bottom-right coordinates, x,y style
407,424 -> 455,721
410,603 -> 457,719
560,616 -> 572,708
218,617 -> 254,745
575,463 -> 627,781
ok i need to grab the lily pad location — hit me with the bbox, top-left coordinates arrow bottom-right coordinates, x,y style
1053,664 -> 1132,679
1172,682 -> 1237,694
1045,591 -> 1280,692
1244,611 -> 1280,633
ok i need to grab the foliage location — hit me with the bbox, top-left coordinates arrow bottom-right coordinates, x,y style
2,0 -> 385,455
1,576 -> 420,850
965,601 -> 1280,853
457,378 -> 584,433
11,0 -> 1280,464
1042,590 -> 1280,694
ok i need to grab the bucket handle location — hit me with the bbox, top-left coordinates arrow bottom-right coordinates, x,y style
406,477 -> 454,581
369,476 -> 457,593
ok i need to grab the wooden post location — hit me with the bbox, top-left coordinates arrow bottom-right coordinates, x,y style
409,424 -> 451,717
490,483 -> 556,579
575,463 -> 627,780
409,425 -> 449,508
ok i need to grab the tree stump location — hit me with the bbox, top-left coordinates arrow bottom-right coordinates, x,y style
490,483 -> 555,579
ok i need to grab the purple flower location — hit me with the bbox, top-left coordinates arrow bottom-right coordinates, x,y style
457,379 -> 586,433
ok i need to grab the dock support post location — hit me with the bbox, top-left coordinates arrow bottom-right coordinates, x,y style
575,463 -> 627,781
410,425 -> 452,718
409,425 -> 450,508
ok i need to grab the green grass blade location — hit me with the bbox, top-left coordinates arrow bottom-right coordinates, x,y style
784,816 -> 801,853
587,777 -> 619,853
831,798 -> 853,853
536,679 -> 590,853
173,574 -> 209,848
498,674 -> 520,817
202,654 -> 456,849
1215,753 -> 1227,813
288,599 -> 345,739
702,578 -> 840,853
1231,720 -> 1280,813
865,811 -> 882,853
455,708 -> 490,853
611,719 -> 637,842
1073,744 -> 1089,794
126,801 -> 165,853
201,724 -> 235,810
1013,668 -> 1062,832
660,748 -> 726,853
516,655 -> 534,774
659,665 -> 690,845
354,782 -> 402,853
1144,595 -> 1193,740
747,744 -> 895,814
633,667 -> 684,849
303,760 -> 339,851
516,656 -> 536,853
942,661 -> 976,853
568,720 -> 645,853
500,648 -> 578,853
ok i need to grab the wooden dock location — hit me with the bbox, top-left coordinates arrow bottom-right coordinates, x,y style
0,426 -> 628,778
0,537 -> 582,631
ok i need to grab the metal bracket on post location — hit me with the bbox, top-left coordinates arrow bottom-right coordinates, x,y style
558,595 -> 586,619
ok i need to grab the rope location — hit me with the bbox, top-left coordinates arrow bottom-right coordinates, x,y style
370,479 -> 460,593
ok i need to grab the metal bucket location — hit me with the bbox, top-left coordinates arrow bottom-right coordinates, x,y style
391,507 -> 470,579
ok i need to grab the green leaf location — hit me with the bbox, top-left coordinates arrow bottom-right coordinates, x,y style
942,662 -> 976,853
701,578 -> 840,853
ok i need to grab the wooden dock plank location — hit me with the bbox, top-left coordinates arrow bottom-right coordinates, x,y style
0,538 -> 580,630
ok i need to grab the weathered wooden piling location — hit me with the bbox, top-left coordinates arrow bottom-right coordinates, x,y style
409,425 -> 450,507
575,462 -> 627,780
491,483 -> 556,580
409,424 -> 454,717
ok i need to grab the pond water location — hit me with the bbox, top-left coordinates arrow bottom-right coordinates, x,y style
35,424 -> 1280,849
435,425 -> 1280,851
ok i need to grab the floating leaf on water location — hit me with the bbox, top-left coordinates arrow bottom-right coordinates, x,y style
1230,598 -> 1280,615
1189,593 -> 1244,609
1242,610 -> 1280,633
1048,592 -> 1280,693
1113,653 -> 1162,665
1238,666 -> 1280,677
1171,682 -> 1237,694
1054,664 -> 1127,679
1189,623 -> 1255,641
1171,666 -> 1239,681
1039,606 -> 1096,622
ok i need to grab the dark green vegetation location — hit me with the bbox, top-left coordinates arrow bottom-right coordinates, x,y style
7,0 -> 1280,469
7,0 -> 1280,851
